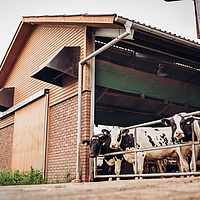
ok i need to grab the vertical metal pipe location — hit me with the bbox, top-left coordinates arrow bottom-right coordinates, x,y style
89,36 -> 96,181
94,157 -> 97,178
192,122 -> 197,172
134,127 -> 137,175
76,62 -> 82,180
43,91 -> 49,178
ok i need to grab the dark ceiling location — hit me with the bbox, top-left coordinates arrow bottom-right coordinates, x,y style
94,35 -> 200,127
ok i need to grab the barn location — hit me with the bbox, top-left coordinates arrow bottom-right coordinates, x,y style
0,14 -> 200,182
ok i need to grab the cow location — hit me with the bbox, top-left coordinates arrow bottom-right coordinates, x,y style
161,113 -> 200,172
82,129 -> 116,181
110,126 -> 190,177
82,127 -> 132,181
161,113 -> 195,144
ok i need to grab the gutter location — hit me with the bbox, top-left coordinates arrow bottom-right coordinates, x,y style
75,20 -> 133,181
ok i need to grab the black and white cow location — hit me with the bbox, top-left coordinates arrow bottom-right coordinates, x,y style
161,113 -> 195,144
83,126 -> 133,181
110,126 -> 190,176
162,113 -> 200,172
82,129 -> 116,180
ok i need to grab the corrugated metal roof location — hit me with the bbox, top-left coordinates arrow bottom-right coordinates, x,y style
115,15 -> 200,49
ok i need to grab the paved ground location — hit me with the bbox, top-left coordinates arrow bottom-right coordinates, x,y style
1,176 -> 200,200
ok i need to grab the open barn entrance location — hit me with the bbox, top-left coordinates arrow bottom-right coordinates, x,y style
93,35 -> 200,178
94,35 -> 200,127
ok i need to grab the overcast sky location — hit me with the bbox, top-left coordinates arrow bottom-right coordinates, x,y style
0,0 -> 198,64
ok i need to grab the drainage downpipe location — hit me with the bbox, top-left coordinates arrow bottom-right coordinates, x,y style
76,21 -> 132,181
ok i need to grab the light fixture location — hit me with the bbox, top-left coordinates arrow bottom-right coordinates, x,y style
140,94 -> 145,99
157,64 -> 168,77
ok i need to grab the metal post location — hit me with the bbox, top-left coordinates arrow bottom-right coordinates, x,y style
76,62 -> 82,181
134,127 -> 137,175
89,35 -> 96,181
43,91 -> 49,178
192,121 -> 197,172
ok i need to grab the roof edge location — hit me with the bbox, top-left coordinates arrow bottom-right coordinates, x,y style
22,14 -> 117,24
115,16 -> 200,49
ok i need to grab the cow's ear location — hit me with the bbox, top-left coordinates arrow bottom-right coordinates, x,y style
122,129 -> 129,136
161,118 -> 171,127
82,140 -> 90,146
102,129 -> 110,135
185,117 -> 194,125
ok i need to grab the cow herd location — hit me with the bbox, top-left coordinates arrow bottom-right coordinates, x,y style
82,113 -> 200,180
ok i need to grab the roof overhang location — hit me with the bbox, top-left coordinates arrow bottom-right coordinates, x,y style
22,14 -> 118,28
0,22 -> 34,88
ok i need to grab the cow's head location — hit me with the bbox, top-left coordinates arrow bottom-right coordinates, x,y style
82,129 -> 110,158
109,126 -> 129,149
161,114 -> 194,143
120,131 -> 134,151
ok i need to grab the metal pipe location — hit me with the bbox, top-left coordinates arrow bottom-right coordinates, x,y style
134,127 -> 137,174
126,110 -> 200,129
89,36 -> 96,181
94,158 -> 97,178
192,122 -> 197,172
43,92 -> 49,178
98,142 -> 198,157
76,21 -> 133,180
95,171 -> 200,179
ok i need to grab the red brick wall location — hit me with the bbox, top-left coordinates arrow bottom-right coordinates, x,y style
47,91 -> 90,182
80,91 -> 91,182
0,124 -> 14,170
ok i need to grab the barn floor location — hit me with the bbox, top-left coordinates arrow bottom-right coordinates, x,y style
1,176 -> 200,200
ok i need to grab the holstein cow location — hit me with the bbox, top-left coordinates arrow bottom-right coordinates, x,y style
82,127 -> 132,181
162,113 -> 200,172
110,126 -> 190,176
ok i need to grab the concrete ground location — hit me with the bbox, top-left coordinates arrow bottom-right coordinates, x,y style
1,176 -> 200,200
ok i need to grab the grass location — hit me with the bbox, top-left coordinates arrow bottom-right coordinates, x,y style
0,166 -> 73,186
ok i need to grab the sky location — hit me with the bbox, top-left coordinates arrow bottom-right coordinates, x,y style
0,0 -> 198,64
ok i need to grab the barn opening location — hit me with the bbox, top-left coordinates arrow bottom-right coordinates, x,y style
93,33 -> 200,178
94,34 -> 200,127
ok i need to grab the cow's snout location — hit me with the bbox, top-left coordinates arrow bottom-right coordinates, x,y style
110,143 -> 116,149
174,131 -> 185,139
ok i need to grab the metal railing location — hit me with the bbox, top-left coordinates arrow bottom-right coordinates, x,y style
94,111 -> 200,179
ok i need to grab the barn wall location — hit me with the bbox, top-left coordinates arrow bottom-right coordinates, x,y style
47,91 -> 90,182
3,24 -> 85,107
0,124 -> 14,170
0,24 -> 92,182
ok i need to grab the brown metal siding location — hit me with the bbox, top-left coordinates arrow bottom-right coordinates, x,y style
12,95 -> 48,172
3,25 -> 85,107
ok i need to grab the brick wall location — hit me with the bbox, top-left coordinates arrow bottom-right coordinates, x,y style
0,124 -> 14,170
80,91 -> 91,182
47,91 -> 91,182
